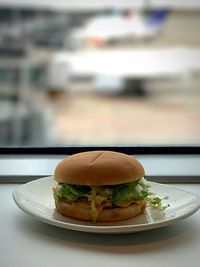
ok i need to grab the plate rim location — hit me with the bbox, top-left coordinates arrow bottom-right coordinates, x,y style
13,176 -> 200,234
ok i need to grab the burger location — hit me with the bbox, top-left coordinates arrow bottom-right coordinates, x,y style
53,150 -> 162,222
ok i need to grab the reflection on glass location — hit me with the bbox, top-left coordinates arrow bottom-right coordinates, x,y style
0,4 -> 200,146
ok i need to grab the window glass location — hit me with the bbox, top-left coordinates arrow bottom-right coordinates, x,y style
0,2 -> 200,146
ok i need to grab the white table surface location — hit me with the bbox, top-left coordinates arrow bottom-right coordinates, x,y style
0,183 -> 200,267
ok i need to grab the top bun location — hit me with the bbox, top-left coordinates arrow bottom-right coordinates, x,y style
54,150 -> 145,186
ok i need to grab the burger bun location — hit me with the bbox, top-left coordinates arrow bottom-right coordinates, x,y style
54,150 -> 145,186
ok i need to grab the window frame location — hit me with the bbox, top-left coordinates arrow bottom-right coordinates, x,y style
0,145 -> 200,155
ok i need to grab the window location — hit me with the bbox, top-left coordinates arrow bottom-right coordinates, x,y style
0,1 -> 200,181
0,2 -> 200,148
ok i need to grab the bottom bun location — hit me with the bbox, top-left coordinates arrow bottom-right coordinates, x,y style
55,201 -> 145,222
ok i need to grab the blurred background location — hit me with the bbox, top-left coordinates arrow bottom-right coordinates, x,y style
0,0 -> 200,146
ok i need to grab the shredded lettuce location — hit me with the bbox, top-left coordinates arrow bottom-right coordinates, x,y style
54,184 -> 89,202
110,178 -> 152,202
111,182 -> 140,202
53,178 -> 166,210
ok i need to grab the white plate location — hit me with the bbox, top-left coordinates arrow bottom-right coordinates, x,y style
13,177 -> 200,234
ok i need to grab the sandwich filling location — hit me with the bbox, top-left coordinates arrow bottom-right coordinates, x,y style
53,177 -> 163,221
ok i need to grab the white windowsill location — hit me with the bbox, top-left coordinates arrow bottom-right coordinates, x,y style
0,154 -> 200,183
